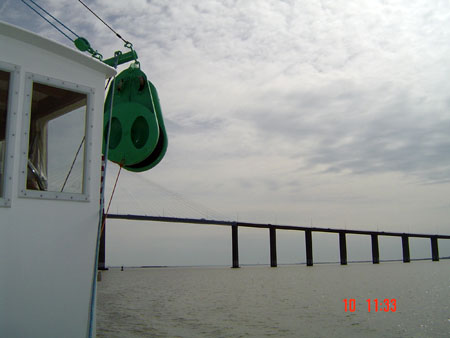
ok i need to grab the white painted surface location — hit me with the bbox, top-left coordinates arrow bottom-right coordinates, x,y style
0,21 -> 115,337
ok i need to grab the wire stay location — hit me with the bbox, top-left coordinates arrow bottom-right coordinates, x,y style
77,0 -> 131,46
20,0 -> 79,43
61,136 -> 85,192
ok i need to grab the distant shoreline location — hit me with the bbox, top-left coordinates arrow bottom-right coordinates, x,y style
106,256 -> 450,269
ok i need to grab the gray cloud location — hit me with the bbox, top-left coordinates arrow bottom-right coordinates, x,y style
236,74 -> 450,183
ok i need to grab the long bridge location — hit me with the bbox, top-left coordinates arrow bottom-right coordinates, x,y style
100,214 -> 450,269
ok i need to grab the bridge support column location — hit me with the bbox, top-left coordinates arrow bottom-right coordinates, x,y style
371,234 -> 379,264
431,237 -> 439,262
402,235 -> 410,263
98,213 -> 108,270
231,223 -> 239,268
339,232 -> 347,265
305,230 -> 313,266
269,226 -> 277,267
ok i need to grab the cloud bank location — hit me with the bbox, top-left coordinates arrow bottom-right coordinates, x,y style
2,0 -> 449,264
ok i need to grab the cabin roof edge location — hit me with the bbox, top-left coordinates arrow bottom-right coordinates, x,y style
0,20 -> 116,78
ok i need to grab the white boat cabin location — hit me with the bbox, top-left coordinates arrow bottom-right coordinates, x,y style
0,21 -> 115,337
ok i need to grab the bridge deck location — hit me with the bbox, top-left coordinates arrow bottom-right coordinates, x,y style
106,214 -> 450,239
104,213 -> 450,268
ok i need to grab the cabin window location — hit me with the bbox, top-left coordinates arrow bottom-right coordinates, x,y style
0,70 -> 10,199
0,61 -> 19,207
20,73 -> 93,201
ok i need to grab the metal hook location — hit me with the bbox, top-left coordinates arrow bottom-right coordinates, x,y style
130,60 -> 140,69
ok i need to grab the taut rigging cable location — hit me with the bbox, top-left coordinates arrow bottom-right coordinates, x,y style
21,0 -> 132,60
20,0 -> 79,43
77,0 -> 131,46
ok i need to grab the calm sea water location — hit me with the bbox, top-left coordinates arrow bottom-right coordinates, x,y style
96,261 -> 450,337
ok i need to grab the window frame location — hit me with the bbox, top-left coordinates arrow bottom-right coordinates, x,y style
0,61 -> 20,207
19,72 -> 95,202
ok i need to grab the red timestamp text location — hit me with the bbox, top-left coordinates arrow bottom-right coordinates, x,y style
343,298 -> 397,312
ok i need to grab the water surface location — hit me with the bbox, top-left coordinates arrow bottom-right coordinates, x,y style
97,261 -> 450,337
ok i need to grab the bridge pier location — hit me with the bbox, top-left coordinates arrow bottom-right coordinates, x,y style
269,226 -> 277,267
402,235 -> 410,263
231,223 -> 239,268
98,214 -> 108,270
339,232 -> 347,265
431,236 -> 439,261
371,234 -> 379,264
305,230 -> 313,266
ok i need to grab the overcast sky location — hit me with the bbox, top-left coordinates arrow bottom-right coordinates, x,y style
2,0 -> 449,266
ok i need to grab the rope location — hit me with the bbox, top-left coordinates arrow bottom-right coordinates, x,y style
77,0 -> 131,46
61,136 -> 85,192
105,77 -> 112,90
20,0 -> 79,43
102,164 -> 123,234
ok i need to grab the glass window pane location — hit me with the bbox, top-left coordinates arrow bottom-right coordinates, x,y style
27,82 -> 87,194
0,70 -> 10,198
